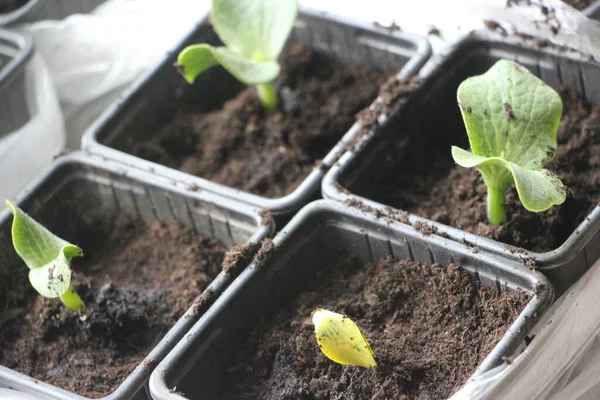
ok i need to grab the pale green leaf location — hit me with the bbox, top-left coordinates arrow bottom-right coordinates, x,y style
177,44 -> 280,85
452,147 -> 566,212
6,200 -> 81,298
28,252 -> 72,298
457,60 -> 562,169
211,0 -> 297,60
452,59 -> 566,213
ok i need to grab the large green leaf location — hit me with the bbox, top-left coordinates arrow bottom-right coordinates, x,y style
211,0 -> 297,61
6,200 -> 81,298
177,44 -> 279,85
452,59 -> 566,212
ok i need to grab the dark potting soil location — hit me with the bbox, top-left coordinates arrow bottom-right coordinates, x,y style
562,0 -> 594,10
0,0 -> 28,13
0,216 -> 232,397
222,256 -> 529,400
359,88 -> 600,253
132,42 -> 388,198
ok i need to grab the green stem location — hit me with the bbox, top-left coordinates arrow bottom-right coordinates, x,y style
487,186 -> 507,227
60,284 -> 85,311
255,82 -> 277,112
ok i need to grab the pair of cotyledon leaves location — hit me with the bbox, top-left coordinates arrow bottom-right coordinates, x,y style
453,59 -> 566,213
178,0 -> 297,85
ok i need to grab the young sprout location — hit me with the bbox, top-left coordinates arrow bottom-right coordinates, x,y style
176,0 -> 298,112
5,200 -> 85,311
452,59 -> 566,226
312,309 -> 377,368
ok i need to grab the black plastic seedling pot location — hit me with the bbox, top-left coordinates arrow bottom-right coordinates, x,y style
323,32 -> 600,297
0,0 -> 106,26
0,28 -> 32,136
582,1 -> 600,19
82,8 -> 431,221
0,153 -> 273,400
148,200 -> 553,400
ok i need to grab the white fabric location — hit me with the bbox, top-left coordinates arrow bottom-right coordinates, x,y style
0,53 -> 65,202
19,0 -> 211,146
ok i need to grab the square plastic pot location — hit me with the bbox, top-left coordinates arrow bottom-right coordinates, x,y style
0,28 -> 32,135
148,199 -> 553,400
0,0 -> 106,26
0,152 -> 274,400
322,31 -> 600,297
82,8 -> 431,219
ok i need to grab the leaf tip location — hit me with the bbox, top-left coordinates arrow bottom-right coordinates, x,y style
5,199 -> 15,214
173,61 -> 195,84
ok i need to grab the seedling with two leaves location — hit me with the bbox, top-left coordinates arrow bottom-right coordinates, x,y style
177,0 -> 297,112
452,59 -> 566,226
5,200 -> 85,311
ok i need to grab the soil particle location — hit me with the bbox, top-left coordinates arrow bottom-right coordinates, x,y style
534,283 -> 546,296
372,21 -> 401,33
185,183 -> 199,191
461,239 -> 480,254
412,221 -> 438,235
0,216 -> 229,397
332,181 -> 350,194
521,256 -> 538,271
259,210 -> 272,226
0,0 -> 27,13
192,289 -> 214,317
222,242 -> 261,275
344,199 -> 382,218
131,42 -> 388,199
483,19 -> 508,36
254,239 -> 276,263
222,256 -> 530,399
428,26 -> 441,36
142,359 -> 158,373
361,88 -> 600,253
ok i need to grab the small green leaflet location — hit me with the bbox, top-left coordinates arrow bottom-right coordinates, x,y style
6,200 -> 81,299
177,0 -> 297,84
452,59 -> 566,212
177,44 -> 279,85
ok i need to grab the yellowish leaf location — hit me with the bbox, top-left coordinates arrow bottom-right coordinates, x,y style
312,309 -> 377,368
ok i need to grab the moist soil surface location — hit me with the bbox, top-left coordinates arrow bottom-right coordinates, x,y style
132,42 -> 388,198
562,0 -> 594,10
0,216 -> 231,398
359,88 -> 600,253
222,256 -> 529,399
0,0 -> 27,13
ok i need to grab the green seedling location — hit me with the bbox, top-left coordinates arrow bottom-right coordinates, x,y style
176,0 -> 298,112
6,200 -> 85,311
452,59 -> 566,226
312,309 -> 377,368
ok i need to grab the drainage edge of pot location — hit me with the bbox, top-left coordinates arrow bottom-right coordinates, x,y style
0,0 -> 107,26
0,28 -> 33,135
0,151 -> 274,400
148,199 -> 553,400
81,7 -> 432,218
322,30 -> 600,298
